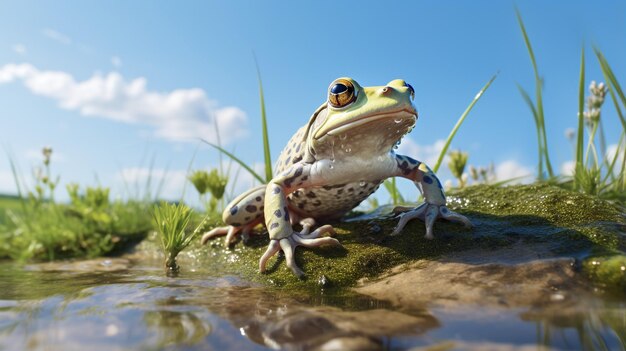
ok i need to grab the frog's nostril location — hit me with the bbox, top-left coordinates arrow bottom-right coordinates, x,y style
381,86 -> 392,95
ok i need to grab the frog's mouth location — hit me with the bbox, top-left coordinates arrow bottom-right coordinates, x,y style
314,108 -> 417,139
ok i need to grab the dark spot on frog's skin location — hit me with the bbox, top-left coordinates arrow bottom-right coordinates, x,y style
398,160 -> 412,175
301,175 -> 308,181
284,166 -> 304,188
285,157 -> 291,165
406,156 -> 419,165
292,155 -> 303,163
245,205 -> 257,213
306,191 -> 317,199
270,222 -> 279,230
256,213 -> 262,219
293,191 -> 301,198
244,216 -> 250,221
441,207 -> 448,214
232,222 -> 241,227
337,188 -> 344,195
294,167 -> 303,178
423,175 -> 433,184
298,203 -> 305,209
323,184 -> 345,190
347,188 -> 354,192
260,206 -> 265,211
284,207 -> 290,221
358,191 -> 364,196
230,206 -> 238,215
274,209 -> 282,218
273,187 -> 281,194
256,196 -> 262,202
312,200 -> 322,206
295,144 -> 301,152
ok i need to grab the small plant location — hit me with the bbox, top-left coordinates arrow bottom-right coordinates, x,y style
152,202 -> 210,273
447,150 -> 469,188
188,169 -> 228,213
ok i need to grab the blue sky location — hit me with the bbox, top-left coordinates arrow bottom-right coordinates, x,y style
1,1 -> 625,204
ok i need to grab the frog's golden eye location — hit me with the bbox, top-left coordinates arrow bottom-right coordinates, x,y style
328,79 -> 356,108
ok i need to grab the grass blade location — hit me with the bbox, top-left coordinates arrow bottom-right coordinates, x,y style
201,139 -> 265,184
516,8 -> 554,178
517,85 -> 544,177
576,47 -> 586,168
254,55 -> 273,183
433,73 -> 498,172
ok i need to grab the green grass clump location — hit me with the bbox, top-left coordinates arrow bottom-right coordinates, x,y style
152,202 -> 210,273
0,148 -> 152,261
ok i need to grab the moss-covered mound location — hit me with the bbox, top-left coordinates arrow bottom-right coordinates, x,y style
181,184 -> 626,292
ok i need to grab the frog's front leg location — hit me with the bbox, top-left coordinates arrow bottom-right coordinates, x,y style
390,154 -> 472,239
259,163 -> 342,277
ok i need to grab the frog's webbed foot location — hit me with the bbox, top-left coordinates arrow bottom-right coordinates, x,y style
201,221 -> 261,247
391,203 -> 472,239
259,224 -> 341,278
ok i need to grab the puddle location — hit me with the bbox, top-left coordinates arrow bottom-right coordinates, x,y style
0,256 -> 624,351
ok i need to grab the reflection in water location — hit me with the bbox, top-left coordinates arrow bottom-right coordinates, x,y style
143,310 -> 212,347
0,260 -> 624,350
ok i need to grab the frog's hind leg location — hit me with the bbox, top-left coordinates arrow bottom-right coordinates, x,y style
201,185 -> 266,247
200,218 -> 263,247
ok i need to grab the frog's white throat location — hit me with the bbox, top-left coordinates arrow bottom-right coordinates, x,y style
311,110 -> 416,159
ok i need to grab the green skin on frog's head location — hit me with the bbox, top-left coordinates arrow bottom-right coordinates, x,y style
202,77 -> 472,278
304,77 -> 418,163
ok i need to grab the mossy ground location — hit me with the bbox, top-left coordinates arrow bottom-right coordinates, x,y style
163,184 -> 626,292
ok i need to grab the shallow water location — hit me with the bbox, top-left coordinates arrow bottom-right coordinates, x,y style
0,257 -> 624,351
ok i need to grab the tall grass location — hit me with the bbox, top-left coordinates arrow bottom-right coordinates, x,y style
516,8 -> 554,180
254,56 -> 274,182
513,11 -> 625,201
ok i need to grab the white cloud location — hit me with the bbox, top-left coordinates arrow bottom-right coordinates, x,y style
396,138 -> 446,167
561,160 -> 576,176
111,56 -> 122,68
42,28 -> 71,45
607,143 -> 625,165
494,160 -> 532,184
0,63 -> 248,144
12,44 -> 26,55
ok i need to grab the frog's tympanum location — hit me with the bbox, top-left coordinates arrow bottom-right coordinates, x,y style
202,78 -> 472,277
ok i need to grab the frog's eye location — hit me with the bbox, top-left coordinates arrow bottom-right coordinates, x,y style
404,82 -> 415,101
328,79 -> 356,108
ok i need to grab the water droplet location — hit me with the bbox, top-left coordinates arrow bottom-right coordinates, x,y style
345,148 -> 352,153
394,118 -> 402,123
359,181 -> 366,187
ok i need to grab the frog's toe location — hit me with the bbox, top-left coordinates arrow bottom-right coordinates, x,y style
440,207 -> 473,228
299,218 -> 317,235
299,224 -> 335,239
280,238 -> 305,278
292,234 -> 342,248
201,226 -> 231,245
390,203 -> 427,236
259,240 -> 281,273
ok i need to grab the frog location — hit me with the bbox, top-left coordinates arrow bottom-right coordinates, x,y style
201,77 -> 472,277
